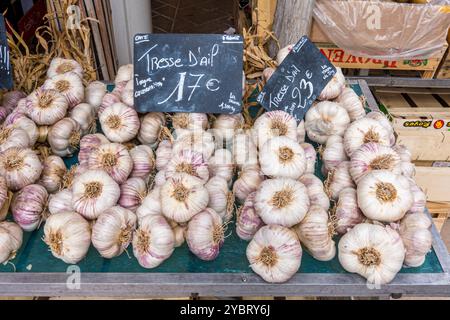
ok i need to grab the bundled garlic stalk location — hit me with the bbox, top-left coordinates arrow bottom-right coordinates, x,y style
165,149 -> 209,183
298,174 -> 330,211
334,188 -> 365,235
322,135 -> 348,174
100,102 -> 140,143
399,213 -> 432,267
208,149 -> 234,183
26,88 -> 68,125
48,189 -> 73,215
325,161 -> 355,200
318,67 -> 345,101
48,118 -> 82,157
251,110 -> 297,149
236,192 -> 264,241
138,112 -> 165,146
233,166 -> 264,203
11,184 -> 48,231
0,221 -> 23,264
129,145 -> 155,180
171,113 -> 208,131
88,143 -> 133,184
335,87 -> 365,121
205,176 -> 234,222
43,72 -> 84,108
119,177 -> 147,212
39,155 -> 67,193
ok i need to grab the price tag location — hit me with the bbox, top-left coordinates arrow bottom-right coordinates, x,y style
0,15 -> 13,90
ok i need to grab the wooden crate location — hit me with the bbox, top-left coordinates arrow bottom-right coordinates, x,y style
436,47 -> 450,79
427,201 -> 450,233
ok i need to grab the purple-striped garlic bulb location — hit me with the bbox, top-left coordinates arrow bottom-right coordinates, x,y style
155,140 -> 172,171
299,173 -> 330,211
208,148 -> 234,183
88,143 -> 133,184
26,88 -> 68,125
48,189 -> 73,215
165,149 -> 209,183
11,184 -> 48,231
121,80 -> 134,106
100,102 -> 140,143
236,192 -> 264,241
119,177 -> 147,212
212,113 -> 244,144
322,135 -> 348,174
251,110 -> 297,149
129,145 -> 155,180
334,187 -> 365,235
99,92 -> 121,116
85,81 -> 107,110
138,112 -> 165,146
78,134 -> 110,168
169,219 -> 187,247
43,72 -> 84,108
136,186 -> 161,222
336,87 -> 365,122
6,114 -> 38,145
172,129 -> 215,160
233,166 -> 264,203
154,170 -> 167,187
232,132 -> 258,170
39,155 -> 67,193
2,91 -> 26,113
399,212 -> 432,267
318,67 -> 345,101
0,221 -> 23,264
47,58 -> 83,79
172,112 -> 208,131
366,111 -> 395,146
70,103 -> 96,134
301,143 -> 317,174
0,127 -> 31,152
324,161 -> 355,200
48,118 -> 82,157
205,176 -> 234,222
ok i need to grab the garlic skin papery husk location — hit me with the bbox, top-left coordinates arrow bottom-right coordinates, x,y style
138,112 -> 165,146
43,72 -> 84,108
325,161 -> 355,200
72,169 -> 121,220
48,117 -> 82,157
305,101 -> 350,144
78,133 -> 109,168
70,103 -> 96,134
43,211 -> 91,264
39,155 -> 67,193
85,81 -> 107,110
294,205 -> 336,261
47,58 -> 83,79
251,110 -> 297,149
357,170 -> 413,223
399,213 -> 432,267
161,173 -> 209,223
115,64 -> 133,86
0,221 -> 23,264
132,214 -> 174,269
393,144 -> 412,163
155,140 -> 173,171
408,180 -> 426,214
136,187 -> 161,222
11,184 -> 48,231
119,177 -> 147,212
318,67 -> 345,101
259,136 -> 306,179
0,127 -> 31,152
298,174 -> 330,211
366,111 -> 395,145
121,80 -> 134,106
171,112 -> 208,131
297,120 -> 306,143
129,145 -> 155,180
165,149 -> 209,183
334,188 -> 365,235
100,102 -> 140,143
233,166 -> 264,203
255,178 -> 309,227
335,87 -> 365,121
187,208 -> 225,261
322,135 -> 348,174
208,148 -> 234,182
344,118 -> 391,157
350,143 -> 402,184
276,44 -> 294,64
172,130 -> 215,160
26,88 -> 68,125
236,192 -> 264,241
338,223 -> 405,285
247,225 -> 302,283
48,189 -> 73,215
205,176 -> 234,222
300,143 -> 316,174
212,113 -> 245,144
88,143 -> 133,184
6,114 -> 39,145
232,133 -> 258,169
92,206 -> 137,258
0,147 -> 43,191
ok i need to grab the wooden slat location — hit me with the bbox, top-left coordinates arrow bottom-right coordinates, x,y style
440,94 -> 450,106
373,87 -> 450,95
255,0 -> 277,37
396,130 -> 450,161
408,94 -> 445,108
376,92 -> 411,109
414,166 -> 450,201
388,107 -> 450,118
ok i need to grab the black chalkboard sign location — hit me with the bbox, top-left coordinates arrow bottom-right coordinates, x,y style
0,15 -> 12,90
133,34 -> 243,114
257,36 -> 336,121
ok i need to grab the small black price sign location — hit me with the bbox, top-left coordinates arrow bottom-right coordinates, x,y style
0,15 -> 13,90
133,34 -> 243,114
257,36 -> 336,121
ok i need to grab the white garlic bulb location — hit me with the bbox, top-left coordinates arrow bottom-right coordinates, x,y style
300,143 -> 316,174
92,206 -> 137,258
334,188 -> 365,235
297,120 -> 306,143
350,143 -> 402,184
205,176 -> 234,222
138,112 -> 165,146
251,110 -> 297,149
318,67 -> 345,101
48,189 -> 73,215
338,223 -> 405,285
47,58 -> 83,79
400,161 -> 415,178
70,103 -> 96,134
255,178 -> 309,227
26,88 -> 68,125
393,144 -> 412,163
115,64 -> 133,86
408,179 -> 426,214
72,170 -> 121,220
325,161 -> 355,200
6,114 -> 39,145
133,215 -> 174,269
88,143 -> 133,184
236,192 -> 264,241
170,220 -> 186,248
154,170 -> 167,187
357,170 -> 413,222
232,133 -> 258,169
399,213 -> 432,267
100,102 -> 140,143
298,174 -> 330,211
322,135 -> 348,174
48,118 -> 82,157
0,127 -> 31,152
136,187 -> 161,222
247,225 -> 302,283
165,149 -> 209,183
172,112 -> 208,131
161,173 -> 209,223
305,101 -> 350,144
335,87 -> 365,121
43,211 -> 91,264
294,205 -> 336,261
208,148 -> 234,182
11,184 -> 48,231
366,111 -> 395,145
344,118 -> 391,157
119,177 -> 147,212
85,81 -> 107,110
172,130 -> 215,160
43,72 -> 84,108
0,221 -> 22,264
212,113 -> 244,144
233,167 -> 264,203
39,155 -> 67,193
121,80 -> 133,106
155,140 -> 173,171
276,44 -> 294,64
129,145 -> 155,180
78,134 -> 109,168
99,93 -> 121,115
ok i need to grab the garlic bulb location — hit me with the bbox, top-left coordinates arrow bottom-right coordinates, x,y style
344,118 -> 391,157
236,192 -> 264,241
5,114 -> 38,145
0,221 -> 22,264
212,113 -> 244,144
259,136 -> 306,179
297,120 -> 306,143
300,143 -> 316,174
11,184 -> 48,231
48,118 -> 82,157
2,91 -> 26,112
338,223 -> 405,285
276,44 -> 294,64
161,173 -> 209,223
205,176 -> 234,222
401,161 -> 415,178
263,67 -> 275,82
322,135 -> 348,173
0,127 -> 31,152
186,208 -> 224,261
318,67 -> 345,101
0,147 -> 43,191
121,80 -> 133,106
208,149 -> 234,182
88,143 -> 133,184
115,64 -> 133,85
255,178 -> 309,227
137,112 -> 165,145
61,164 -> 84,190
334,188 -> 365,234
119,177 -> 147,212
399,213 -> 432,267
366,111 -> 395,145
0,177 -> 8,221
247,225 -> 301,283
165,149 -> 209,183
48,189 -> 73,215
233,167 -> 264,203
393,144 -> 412,163
154,170 -> 167,187
298,174 -> 330,211
43,211 -> 91,264
133,214 -> 174,268
72,170 -> 121,220
78,134 -> 109,168
294,205 -> 336,261
136,187 -> 161,221
85,81 -> 107,110
92,206 -> 137,258
100,102 -> 140,143
155,140 -> 173,171
130,145 -> 155,180
47,58 -> 83,79
99,93 -> 121,115
170,220 -> 186,247
408,180 -> 426,214
350,143 -> 402,184
251,111 -> 297,149
305,101 -> 350,144
357,170 -> 413,222
232,133 -> 258,169
172,113 -> 208,131
172,130 -> 215,160
70,103 -> 96,134
39,155 -> 67,193
335,87 -> 365,121
325,161 -> 355,200
43,72 -> 84,108
26,88 -> 68,125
